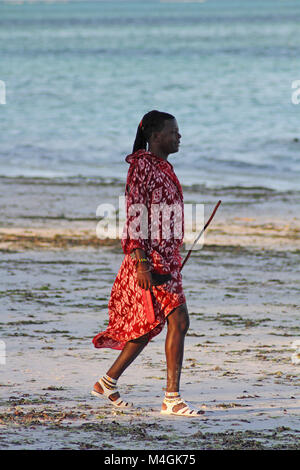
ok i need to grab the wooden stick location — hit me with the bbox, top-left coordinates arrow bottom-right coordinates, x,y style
143,200 -> 221,324
180,200 -> 222,271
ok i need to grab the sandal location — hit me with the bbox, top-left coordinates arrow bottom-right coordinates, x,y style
161,393 -> 204,417
91,377 -> 134,409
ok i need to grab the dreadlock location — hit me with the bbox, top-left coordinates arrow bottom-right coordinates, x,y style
132,110 -> 175,153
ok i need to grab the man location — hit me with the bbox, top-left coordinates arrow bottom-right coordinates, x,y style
92,110 -> 203,416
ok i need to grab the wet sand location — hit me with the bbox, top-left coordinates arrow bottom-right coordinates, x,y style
0,176 -> 300,450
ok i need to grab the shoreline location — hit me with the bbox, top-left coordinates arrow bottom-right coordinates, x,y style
0,217 -> 299,252
1,175 -> 299,253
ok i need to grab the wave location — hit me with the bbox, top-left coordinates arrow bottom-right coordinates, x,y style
2,46 -> 299,60
1,14 -> 300,27
1,175 -> 299,199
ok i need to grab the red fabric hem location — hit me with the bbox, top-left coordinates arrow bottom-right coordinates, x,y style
92,319 -> 165,350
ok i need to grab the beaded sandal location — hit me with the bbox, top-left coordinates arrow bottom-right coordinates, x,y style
161,392 -> 204,417
91,376 -> 134,408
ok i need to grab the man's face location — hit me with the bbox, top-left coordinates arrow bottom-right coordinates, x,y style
156,119 -> 181,156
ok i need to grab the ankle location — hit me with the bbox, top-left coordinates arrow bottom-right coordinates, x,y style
101,374 -> 118,389
164,391 -> 180,401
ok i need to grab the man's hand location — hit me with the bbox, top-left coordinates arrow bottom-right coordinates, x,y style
134,248 -> 153,290
136,263 -> 153,290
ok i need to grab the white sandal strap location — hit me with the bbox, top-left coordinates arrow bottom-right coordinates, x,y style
113,397 -> 132,407
176,406 -> 190,415
162,397 -> 203,416
102,375 -> 117,387
98,377 -> 117,399
94,378 -> 133,408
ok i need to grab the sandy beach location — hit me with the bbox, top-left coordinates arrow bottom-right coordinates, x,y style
1,176 -> 300,450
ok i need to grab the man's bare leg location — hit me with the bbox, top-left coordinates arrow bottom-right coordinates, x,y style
163,303 -> 190,413
93,333 -> 149,401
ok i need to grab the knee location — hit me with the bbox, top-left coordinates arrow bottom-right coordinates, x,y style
129,332 -> 150,345
180,311 -> 190,335
168,304 -> 190,335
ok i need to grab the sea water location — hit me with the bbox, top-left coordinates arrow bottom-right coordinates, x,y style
0,0 -> 300,191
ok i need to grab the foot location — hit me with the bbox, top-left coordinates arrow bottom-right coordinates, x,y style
161,395 -> 204,417
91,377 -> 133,408
93,380 -> 120,402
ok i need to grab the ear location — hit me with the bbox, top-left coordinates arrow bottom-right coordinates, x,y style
151,130 -> 162,143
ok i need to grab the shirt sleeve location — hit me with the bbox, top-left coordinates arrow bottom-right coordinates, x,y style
121,157 -> 154,255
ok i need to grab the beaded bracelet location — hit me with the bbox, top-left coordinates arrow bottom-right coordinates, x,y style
136,258 -> 148,264
135,258 -> 150,273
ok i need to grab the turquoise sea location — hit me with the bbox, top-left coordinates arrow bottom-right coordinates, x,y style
1,0 -> 300,191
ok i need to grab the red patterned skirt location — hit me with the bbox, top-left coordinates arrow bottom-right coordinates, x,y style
92,254 -> 186,350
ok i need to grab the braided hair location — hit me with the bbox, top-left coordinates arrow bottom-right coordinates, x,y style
132,110 -> 175,153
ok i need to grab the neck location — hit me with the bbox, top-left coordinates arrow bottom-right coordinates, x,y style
148,145 -> 169,161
